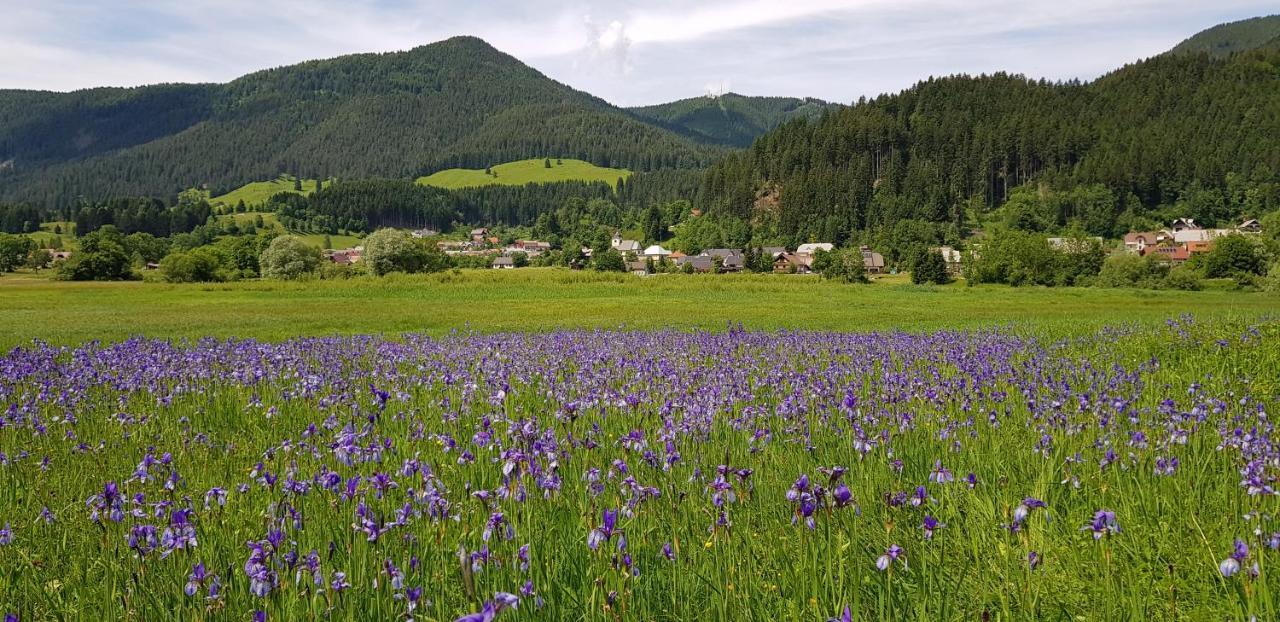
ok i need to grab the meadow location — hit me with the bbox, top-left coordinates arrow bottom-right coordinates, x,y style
205,176 -> 327,210
0,310 -> 1278,621
0,269 -> 1278,348
2,272 -> 1280,621
416,159 -> 631,189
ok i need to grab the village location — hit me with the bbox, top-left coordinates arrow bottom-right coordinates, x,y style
318,217 -> 1264,278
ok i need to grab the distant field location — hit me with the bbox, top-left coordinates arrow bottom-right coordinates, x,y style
214,211 -> 362,249
416,158 -> 631,189
205,175 -> 326,209
1,269 -> 1276,347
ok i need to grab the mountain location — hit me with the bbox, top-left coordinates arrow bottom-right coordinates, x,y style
699,44 -> 1280,247
1168,15 -> 1280,58
628,93 -> 838,148
0,37 -> 723,208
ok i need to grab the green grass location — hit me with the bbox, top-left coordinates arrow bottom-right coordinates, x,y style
416,158 -> 631,189
214,211 -> 363,249
0,269 -> 1276,348
205,175 -> 327,209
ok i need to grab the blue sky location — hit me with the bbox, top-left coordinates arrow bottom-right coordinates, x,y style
1,0 -> 1275,106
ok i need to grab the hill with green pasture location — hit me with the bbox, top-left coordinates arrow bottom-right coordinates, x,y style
416,158 -> 630,189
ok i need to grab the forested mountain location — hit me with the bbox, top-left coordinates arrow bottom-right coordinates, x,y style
698,47 -> 1280,247
0,37 -> 722,208
628,93 -> 837,147
1168,15 -> 1280,58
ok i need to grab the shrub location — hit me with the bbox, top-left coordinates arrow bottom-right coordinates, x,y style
56,226 -> 134,281
910,247 -> 951,285
259,235 -> 322,280
160,247 -> 228,283
1095,254 -> 1168,289
1163,265 -> 1203,291
1202,234 -> 1265,278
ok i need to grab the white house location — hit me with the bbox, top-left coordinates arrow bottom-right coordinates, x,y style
642,245 -> 672,261
795,243 -> 834,257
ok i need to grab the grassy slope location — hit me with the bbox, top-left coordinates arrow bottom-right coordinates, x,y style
415,158 -> 630,189
206,175 -> 323,209
1,269 -> 1277,347
214,211 -> 362,249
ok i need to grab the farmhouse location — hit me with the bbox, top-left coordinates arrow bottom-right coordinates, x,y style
469,228 -> 489,242
773,253 -> 811,274
675,255 -> 714,272
410,228 -> 439,238
327,248 -> 363,264
491,256 -> 514,269
1238,218 -> 1261,233
625,261 -> 650,276
1123,231 -> 1172,253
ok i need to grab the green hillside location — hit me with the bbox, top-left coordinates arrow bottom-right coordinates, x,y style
1168,14 -> 1280,57
0,37 -> 721,208
629,93 -> 837,147
206,175 -> 326,209
416,158 -> 630,189
699,46 -> 1280,246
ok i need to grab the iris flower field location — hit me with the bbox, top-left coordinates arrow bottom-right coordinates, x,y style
1,316 -> 1278,620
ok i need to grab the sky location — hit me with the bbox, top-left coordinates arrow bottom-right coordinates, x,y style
0,0 -> 1275,106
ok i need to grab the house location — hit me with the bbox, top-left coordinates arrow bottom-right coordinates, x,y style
675,255 -> 714,272
470,228 -> 489,242
506,240 -> 551,257
1171,218 -> 1198,232
774,253 -> 811,274
625,261 -> 650,276
48,250 -> 72,262
701,248 -> 745,271
491,256 -> 514,269
935,247 -> 963,274
860,247 -> 886,274
795,243 -> 834,257
410,228 -> 439,239
1149,245 -> 1190,265
1123,231 -> 1171,254
611,231 -> 641,254
642,245 -> 672,261
1185,240 -> 1214,254
327,248 -> 362,264
1237,219 -> 1261,234
760,247 -> 787,259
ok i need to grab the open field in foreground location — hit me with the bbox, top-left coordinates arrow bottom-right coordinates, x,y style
0,269 -> 1278,348
0,312 -> 1278,620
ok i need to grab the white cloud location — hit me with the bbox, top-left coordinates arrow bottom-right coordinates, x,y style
0,0 -> 1276,105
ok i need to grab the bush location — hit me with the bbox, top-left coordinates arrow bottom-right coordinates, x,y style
1202,234 -> 1265,278
910,247 -> 951,285
259,235 -> 322,280
160,247 -> 228,283
594,249 -> 625,272
1162,265 -> 1203,291
1095,254 -> 1168,289
364,228 -> 419,276
56,226 -> 135,281
815,248 -> 868,284
0,233 -> 36,272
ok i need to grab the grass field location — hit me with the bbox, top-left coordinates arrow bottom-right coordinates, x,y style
206,175 -> 327,209
214,211 -> 363,249
416,158 -> 631,189
0,269 -> 1276,348
1,277 -> 1278,620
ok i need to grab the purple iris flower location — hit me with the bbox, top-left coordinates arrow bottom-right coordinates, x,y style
922,515 -> 943,540
185,562 -> 207,596
662,542 -> 676,561
928,460 -> 954,484
832,483 -> 854,508
876,544 -> 906,571
0,523 -> 11,546
827,605 -> 853,622
588,509 -> 619,550
455,592 -> 519,622
1084,509 -> 1120,540
1220,539 -> 1250,577
1028,551 -> 1041,570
